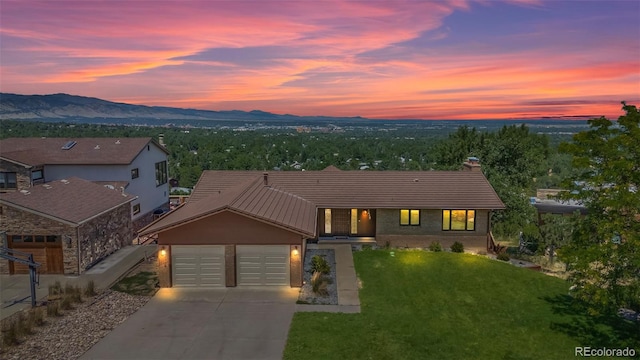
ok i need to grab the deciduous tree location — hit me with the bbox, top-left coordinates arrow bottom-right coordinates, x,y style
558,102 -> 640,314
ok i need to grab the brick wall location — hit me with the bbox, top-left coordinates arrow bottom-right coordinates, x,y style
0,159 -> 31,191
375,208 -> 490,253
157,245 -> 171,287
376,234 -> 488,254
77,203 -> 132,272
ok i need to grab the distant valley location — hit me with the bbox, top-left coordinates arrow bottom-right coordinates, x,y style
0,93 -> 591,135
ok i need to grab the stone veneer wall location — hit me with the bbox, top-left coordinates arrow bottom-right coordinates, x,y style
0,159 -> 31,191
77,203 -> 132,272
132,202 -> 170,234
0,204 -> 78,274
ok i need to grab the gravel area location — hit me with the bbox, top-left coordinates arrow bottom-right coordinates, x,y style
298,249 -> 338,305
0,290 -> 151,360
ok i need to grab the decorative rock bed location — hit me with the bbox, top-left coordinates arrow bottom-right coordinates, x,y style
298,249 -> 338,305
0,290 -> 151,360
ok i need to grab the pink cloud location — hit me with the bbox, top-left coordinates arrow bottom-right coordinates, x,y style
1,0 -> 637,120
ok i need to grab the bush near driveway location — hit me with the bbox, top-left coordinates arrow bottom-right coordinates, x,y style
284,250 -> 639,360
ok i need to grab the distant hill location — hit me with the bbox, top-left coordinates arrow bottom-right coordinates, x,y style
0,93 -> 366,123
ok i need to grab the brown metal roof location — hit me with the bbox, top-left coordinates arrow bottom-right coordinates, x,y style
0,177 -> 135,225
189,170 -> 505,209
0,137 -> 168,166
142,169 -> 503,237
141,176 -> 316,237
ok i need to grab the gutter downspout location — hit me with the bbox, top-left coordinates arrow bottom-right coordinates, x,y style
76,226 -> 81,275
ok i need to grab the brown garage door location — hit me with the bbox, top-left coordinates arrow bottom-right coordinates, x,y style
9,235 -> 64,274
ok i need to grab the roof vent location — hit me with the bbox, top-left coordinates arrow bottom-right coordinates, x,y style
61,140 -> 77,150
43,184 -> 52,189
94,145 -> 100,150
20,190 -> 30,195
61,179 -> 69,184
104,184 -> 115,190
115,140 -> 121,145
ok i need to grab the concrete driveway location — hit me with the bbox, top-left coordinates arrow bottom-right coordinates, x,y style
81,287 -> 299,360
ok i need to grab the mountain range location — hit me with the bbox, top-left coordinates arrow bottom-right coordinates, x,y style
0,93 -> 368,124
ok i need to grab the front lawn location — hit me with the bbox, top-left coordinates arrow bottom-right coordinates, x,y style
284,250 -> 639,360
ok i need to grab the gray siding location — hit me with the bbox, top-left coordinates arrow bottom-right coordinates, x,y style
43,142 -> 168,222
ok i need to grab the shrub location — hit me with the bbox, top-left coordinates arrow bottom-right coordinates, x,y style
311,255 -> 331,274
84,280 -> 97,297
16,312 -> 33,336
64,283 -> 75,295
497,252 -> 511,262
60,296 -> 73,311
48,281 -> 62,299
451,241 -> 464,253
30,307 -> 46,326
71,286 -> 83,303
2,320 -> 19,347
428,241 -> 442,252
310,271 -> 328,296
47,301 -> 60,317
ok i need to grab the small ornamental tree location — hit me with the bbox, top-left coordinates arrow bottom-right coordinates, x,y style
538,213 -> 576,264
558,102 -> 640,314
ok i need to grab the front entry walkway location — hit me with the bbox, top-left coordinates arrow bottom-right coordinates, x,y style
296,244 -> 361,313
81,287 -> 299,360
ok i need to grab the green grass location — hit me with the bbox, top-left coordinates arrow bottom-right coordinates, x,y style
284,250 -> 639,360
111,271 -> 158,296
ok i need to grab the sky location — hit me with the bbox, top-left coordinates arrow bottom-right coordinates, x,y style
1,0 -> 639,120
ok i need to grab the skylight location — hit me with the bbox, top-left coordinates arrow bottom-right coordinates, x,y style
61,140 -> 77,150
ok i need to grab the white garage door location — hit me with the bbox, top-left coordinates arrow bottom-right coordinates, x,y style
236,245 -> 290,286
172,245 -> 225,287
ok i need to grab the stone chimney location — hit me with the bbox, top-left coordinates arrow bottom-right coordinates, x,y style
158,134 -> 165,147
463,157 -> 481,172
263,172 -> 269,186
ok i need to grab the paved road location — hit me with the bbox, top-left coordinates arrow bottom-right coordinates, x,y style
80,287 -> 299,360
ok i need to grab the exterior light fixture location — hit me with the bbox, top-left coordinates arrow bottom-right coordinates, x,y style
160,248 -> 167,257
292,246 -> 299,256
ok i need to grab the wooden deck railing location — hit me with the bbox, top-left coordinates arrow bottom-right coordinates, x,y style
487,231 -> 496,254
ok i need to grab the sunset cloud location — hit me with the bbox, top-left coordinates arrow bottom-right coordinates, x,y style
0,0 -> 638,120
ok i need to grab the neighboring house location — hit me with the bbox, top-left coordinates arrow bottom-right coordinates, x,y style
0,177 -> 135,275
0,137 -> 170,231
140,161 -> 505,288
533,189 -> 587,221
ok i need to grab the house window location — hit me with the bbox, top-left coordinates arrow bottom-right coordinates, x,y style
31,170 -> 43,181
155,161 -> 167,186
10,234 -> 61,244
400,209 -> 420,226
442,210 -> 475,231
131,168 -> 139,179
0,172 -> 17,190
133,204 -> 141,215
324,209 -> 332,234
350,209 -> 358,234
46,235 -> 61,243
